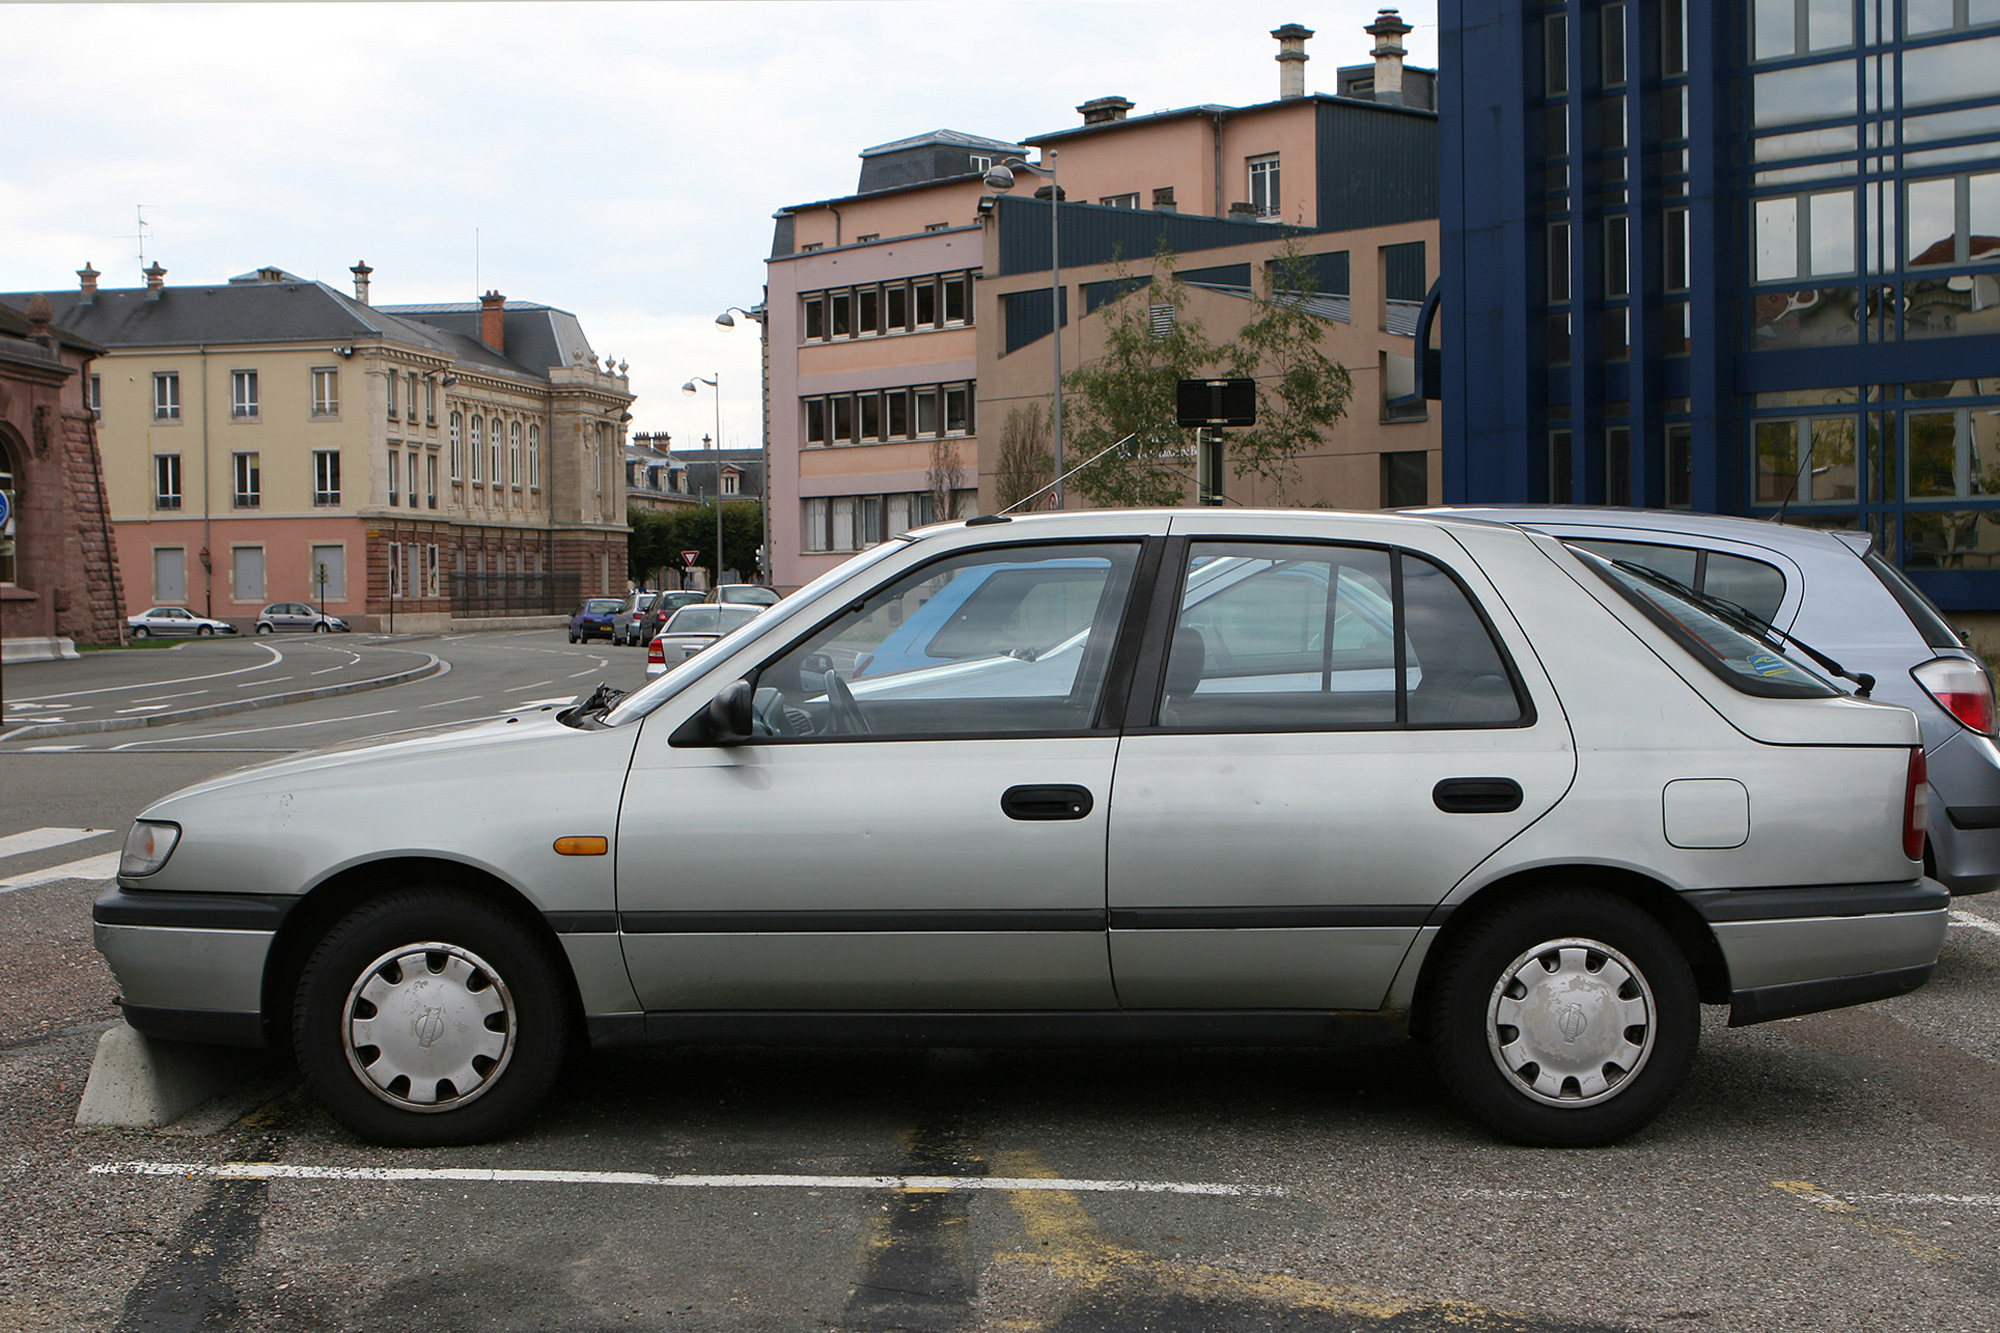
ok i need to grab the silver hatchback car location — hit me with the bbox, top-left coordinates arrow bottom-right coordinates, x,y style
1427,508 -> 2000,896
96,510 -> 1944,1149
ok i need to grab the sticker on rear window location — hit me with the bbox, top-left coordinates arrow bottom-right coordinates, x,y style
1748,652 -> 1795,678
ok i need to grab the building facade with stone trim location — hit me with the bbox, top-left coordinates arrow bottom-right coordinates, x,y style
6,264 -> 634,632
0,294 -> 124,658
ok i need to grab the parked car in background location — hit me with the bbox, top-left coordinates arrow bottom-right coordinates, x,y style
703,583 -> 780,607
98,509 -> 1945,1152
1426,507 -> 2000,896
126,607 -> 239,639
645,603 -> 766,675
611,592 -> 658,647
255,602 -> 349,634
637,590 -> 709,645
568,598 -> 624,644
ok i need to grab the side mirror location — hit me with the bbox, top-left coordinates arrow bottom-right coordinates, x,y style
705,679 -> 755,745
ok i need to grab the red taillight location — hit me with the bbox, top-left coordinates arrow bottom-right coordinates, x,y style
1904,747 -> 1929,863
647,638 -> 665,667
1911,656 -> 1996,735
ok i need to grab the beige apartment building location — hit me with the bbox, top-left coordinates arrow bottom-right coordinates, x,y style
764,13 -> 1442,590
11,263 -> 633,630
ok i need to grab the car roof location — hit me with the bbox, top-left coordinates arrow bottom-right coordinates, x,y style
1412,506 -> 1873,558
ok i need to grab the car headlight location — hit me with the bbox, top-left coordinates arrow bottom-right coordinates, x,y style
120,820 -> 181,877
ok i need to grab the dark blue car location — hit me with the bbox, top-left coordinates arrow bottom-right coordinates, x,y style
568,597 -> 624,643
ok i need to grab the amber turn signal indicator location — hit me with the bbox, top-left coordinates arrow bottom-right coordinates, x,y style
553,836 -> 609,856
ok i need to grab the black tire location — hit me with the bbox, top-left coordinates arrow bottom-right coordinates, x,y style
1426,887 -> 1697,1148
256,623 -> 273,635
569,632 -> 580,644
132,626 -> 150,639
198,625 -> 215,637
313,622 -> 329,633
292,888 -> 569,1147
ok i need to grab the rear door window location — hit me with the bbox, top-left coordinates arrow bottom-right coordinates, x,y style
1153,543 -> 1527,731
1567,539 -> 1787,625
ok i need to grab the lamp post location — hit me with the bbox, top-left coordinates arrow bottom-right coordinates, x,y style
716,305 -> 770,585
682,375 -> 723,590
984,152 -> 1064,506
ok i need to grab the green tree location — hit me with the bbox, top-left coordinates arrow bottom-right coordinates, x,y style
629,502 -> 763,586
1059,235 -> 1353,507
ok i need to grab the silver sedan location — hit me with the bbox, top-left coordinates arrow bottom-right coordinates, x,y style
96,509 -> 1945,1149
126,607 -> 239,639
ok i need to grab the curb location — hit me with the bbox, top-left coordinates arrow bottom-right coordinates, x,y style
3,653 -> 448,743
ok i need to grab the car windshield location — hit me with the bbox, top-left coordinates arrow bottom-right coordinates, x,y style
1572,547 -> 1839,699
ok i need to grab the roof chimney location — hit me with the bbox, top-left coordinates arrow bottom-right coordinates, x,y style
77,262 -> 100,300
1272,23 -> 1313,99
480,290 -> 506,354
143,261 -> 167,300
350,260 -> 373,306
1365,9 -> 1411,106
1077,96 -> 1134,125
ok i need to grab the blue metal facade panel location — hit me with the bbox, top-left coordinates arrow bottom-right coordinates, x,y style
995,197 -> 1302,276
1316,102 -> 1442,232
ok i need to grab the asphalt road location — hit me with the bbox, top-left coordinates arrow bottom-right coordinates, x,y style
2,633 -> 1998,1331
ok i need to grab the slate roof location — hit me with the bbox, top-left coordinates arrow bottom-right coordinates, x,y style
0,276 -> 597,384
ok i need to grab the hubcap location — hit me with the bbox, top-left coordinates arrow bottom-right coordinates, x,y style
341,942 -> 515,1112
1486,937 -> 1655,1107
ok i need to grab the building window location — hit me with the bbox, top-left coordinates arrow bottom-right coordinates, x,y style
970,155 -> 992,172
1547,221 -> 1572,302
489,417 -> 503,489
88,373 -> 102,416
407,372 -> 420,422
1381,450 -> 1429,507
310,544 -> 345,600
469,416 -> 483,482
425,544 -> 441,598
1248,156 -> 1280,219
231,370 -> 258,419
449,411 -> 463,479
722,471 -> 739,495
1664,208 -> 1691,291
1753,0 -> 1853,61
313,450 -> 340,505
1604,215 -> 1630,298
388,450 -> 400,506
1600,2 -> 1626,87
312,367 -> 339,416
856,233 -> 880,244
389,542 -> 402,598
152,547 -> 187,603
800,242 -> 824,253
509,421 -> 522,487
1755,189 -> 1857,282
407,450 -> 420,509
386,370 -> 398,419
425,377 -> 437,424
528,424 -> 540,490
153,372 -> 180,421
232,452 -> 260,507
153,454 -> 182,510
231,546 -> 265,602
1543,12 -> 1568,96
800,271 -> 977,343
1907,170 -> 2000,267
1756,416 -> 1859,504
1100,193 -> 1140,208
925,223 -> 950,232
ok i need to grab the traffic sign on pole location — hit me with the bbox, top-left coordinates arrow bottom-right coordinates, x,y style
681,550 -> 700,568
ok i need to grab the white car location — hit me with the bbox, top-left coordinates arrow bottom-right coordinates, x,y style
96,510 -> 1945,1149
126,607 -> 239,639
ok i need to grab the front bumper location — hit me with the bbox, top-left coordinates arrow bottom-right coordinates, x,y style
1685,878 -> 1950,1026
92,887 -> 297,1048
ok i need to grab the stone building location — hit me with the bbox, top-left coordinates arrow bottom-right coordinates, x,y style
5,263 -> 634,632
0,293 -> 123,660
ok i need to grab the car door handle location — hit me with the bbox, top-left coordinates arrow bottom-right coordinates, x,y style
1001,785 -> 1095,821
1433,778 -> 1524,814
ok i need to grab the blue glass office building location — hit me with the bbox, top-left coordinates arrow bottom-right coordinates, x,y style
1441,1 -> 2000,612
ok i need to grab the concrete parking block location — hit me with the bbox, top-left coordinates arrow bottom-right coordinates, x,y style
74,1021 -> 275,1130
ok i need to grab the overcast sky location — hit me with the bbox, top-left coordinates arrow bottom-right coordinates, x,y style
4,1 -> 1438,451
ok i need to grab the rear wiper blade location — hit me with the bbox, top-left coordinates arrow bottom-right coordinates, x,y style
1609,559 -> 1875,697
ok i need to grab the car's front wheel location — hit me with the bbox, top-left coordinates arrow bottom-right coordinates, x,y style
313,622 -> 329,633
256,623 -> 273,635
293,889 -> 569,1146
131,626 -> 150,639
197,625 -> 215,637
1426,887 -> 1697,1148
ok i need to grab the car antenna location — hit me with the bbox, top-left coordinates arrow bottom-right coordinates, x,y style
987,430 -> 1144,520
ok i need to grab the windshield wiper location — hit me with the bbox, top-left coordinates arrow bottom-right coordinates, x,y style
559,682 -> 628,728
1609,559 -> 1875,697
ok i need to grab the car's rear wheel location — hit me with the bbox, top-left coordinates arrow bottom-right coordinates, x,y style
256,623 -> 273,635
1427,887 -> 1697,1148
198,625 -> 215,637
293,889 -> 569,1147
314,622 -> 329,633
131,626 -> 150,639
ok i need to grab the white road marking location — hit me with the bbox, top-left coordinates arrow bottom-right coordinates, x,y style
132,690 -> 209,704
19,745 -> 86,752
88,1162 -> 1273,1196
114,705 -> 171,714
0,851 -> 122,893
504,696 -> 579,711
503,680 -> 556,692
108,710 -> 399,749
238,676 -> 294,687
310,665 -> 345,675
0,828 -> 111,858
568,668 -> 601,678
419,695 -> 485,709
1949,909 -> 2000,936
9,644 -> 283,702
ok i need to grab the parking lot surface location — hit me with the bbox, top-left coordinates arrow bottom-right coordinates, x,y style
2,631 -> 1997,1331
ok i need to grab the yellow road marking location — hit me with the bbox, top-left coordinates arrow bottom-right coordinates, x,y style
1772,1181 -> 1966,1267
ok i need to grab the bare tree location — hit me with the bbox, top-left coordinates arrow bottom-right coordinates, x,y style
927,437 -> 965,521
993,405 -> 1053,511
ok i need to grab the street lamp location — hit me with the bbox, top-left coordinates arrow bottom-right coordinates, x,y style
715,305 -> 772,586
984,152 -> 1065,506
682,374 -> 725,591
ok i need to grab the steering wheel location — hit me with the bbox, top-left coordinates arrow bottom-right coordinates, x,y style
824,671 -> 873,735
